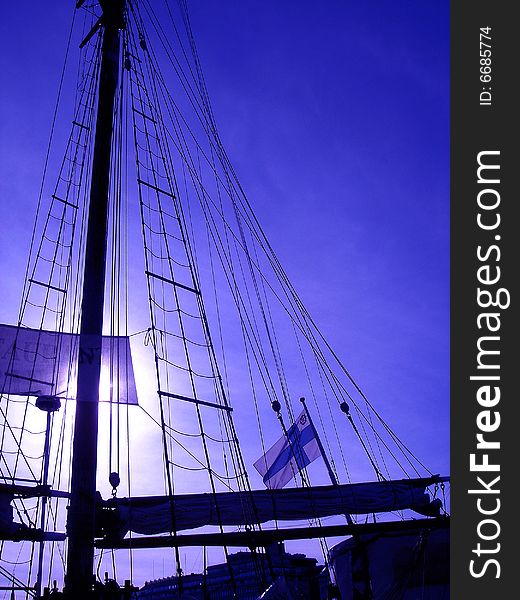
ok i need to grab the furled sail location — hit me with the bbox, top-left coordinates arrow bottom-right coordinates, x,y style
0,324 -> 138,404
105,477 -> 443,537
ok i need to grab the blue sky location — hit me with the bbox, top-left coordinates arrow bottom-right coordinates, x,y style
167,0 -> 450,476
0,0 -> 449,586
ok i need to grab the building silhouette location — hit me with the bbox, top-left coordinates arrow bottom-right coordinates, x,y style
138,543 -> 329,599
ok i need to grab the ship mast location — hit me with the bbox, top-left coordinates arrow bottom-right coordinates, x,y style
65,1 -> 125,595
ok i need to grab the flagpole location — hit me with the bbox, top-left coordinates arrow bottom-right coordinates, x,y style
300,397 -> 373,599
299,397 -> 345,493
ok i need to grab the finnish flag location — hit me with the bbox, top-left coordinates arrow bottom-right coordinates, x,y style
254,410 -> 321,489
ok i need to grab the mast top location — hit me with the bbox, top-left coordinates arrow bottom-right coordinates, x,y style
98,0 -> 126,29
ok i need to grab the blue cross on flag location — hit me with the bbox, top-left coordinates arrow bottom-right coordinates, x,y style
254,410 -> 322,489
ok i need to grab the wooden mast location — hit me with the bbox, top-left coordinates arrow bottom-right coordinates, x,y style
65,1 -> 124,595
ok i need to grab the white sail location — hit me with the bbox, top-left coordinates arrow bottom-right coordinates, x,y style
108,478 -> 442,536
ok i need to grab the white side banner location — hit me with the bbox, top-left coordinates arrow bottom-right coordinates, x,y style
0,324 -> 138,404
